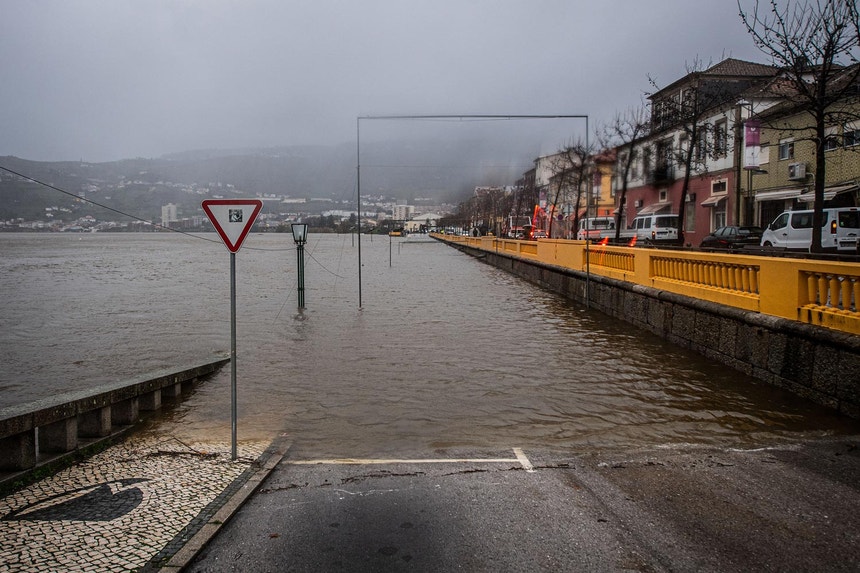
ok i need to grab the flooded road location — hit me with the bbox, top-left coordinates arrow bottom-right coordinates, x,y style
2,233 -> 856,457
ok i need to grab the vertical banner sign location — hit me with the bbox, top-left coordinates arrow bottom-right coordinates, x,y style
201,199 -> 263,460
744,120 -> 761,170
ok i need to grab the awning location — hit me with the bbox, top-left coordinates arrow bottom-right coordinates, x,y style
754,188 -> 803,202
701,194 -> 727,207
797,184 -> 858,202
636,202 -> 672,215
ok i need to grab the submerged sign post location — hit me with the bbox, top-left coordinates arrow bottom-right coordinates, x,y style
202,199 -> 263,460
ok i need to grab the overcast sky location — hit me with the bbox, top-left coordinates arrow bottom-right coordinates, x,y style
1,1 -> 768,162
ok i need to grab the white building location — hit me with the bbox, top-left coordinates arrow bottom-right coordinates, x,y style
404,212 -> 443,232
161,203 -> 178,226
393,205 -> 415,222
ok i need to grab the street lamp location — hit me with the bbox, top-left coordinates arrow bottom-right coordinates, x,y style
291,223 -> 308,309
743,168 -> 767,226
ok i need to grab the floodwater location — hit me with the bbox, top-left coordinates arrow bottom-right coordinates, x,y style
1,233 -> 856,457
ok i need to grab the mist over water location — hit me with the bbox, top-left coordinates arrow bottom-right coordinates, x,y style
1,233 -> 855,457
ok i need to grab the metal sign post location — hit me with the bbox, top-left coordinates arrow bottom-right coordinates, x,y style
201,199 -> 263,460
230,251 -> 237,459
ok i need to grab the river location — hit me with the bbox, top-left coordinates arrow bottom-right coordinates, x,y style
1,232 -> 855,457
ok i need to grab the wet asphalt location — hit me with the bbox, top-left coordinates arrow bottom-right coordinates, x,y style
186,437 -> 860,572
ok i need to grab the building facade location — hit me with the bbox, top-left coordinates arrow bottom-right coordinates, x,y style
614,58 -> 778,245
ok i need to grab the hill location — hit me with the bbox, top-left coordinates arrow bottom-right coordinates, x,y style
0,139 -> 535,224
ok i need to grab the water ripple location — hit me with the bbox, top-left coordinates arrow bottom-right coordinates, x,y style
2,233 -> 857,455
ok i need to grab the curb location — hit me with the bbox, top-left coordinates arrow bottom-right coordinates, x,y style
147,433 -> 291,572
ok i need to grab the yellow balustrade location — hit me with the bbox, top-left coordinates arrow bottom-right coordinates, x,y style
433,234 -> 860,336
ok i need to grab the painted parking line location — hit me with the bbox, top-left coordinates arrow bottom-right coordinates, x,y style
288,447 -> 536,473
513,447 -> 535,473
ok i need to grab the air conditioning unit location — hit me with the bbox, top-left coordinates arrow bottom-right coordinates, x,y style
634,199 -> 643,208
788,162 -> 806,180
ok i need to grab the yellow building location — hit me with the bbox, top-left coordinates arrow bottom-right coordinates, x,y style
590,150 -> 617,218
747,89 -> 859,227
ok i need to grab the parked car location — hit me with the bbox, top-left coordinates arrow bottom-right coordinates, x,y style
760,207 -> 860,252
700,226 -> 764,250
532,229 -> 548,239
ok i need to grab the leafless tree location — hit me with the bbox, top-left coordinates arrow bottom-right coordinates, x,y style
739,0 -> 860,251
546,139 -> 593,238
599,105 -> 650,241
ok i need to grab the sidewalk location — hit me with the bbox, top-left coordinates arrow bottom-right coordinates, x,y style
0,433 -> 289,572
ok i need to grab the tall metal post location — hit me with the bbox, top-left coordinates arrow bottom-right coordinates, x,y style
585,116 -> 591,309
297,243 -> 305,309
229,251 -> 237,461
356,118 -> 363,308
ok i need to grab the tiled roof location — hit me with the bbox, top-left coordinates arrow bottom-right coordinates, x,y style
704,58 -> 778,77
745,75 -> 798,98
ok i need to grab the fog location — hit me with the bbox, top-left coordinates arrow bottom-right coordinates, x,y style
1,1 -> 765,162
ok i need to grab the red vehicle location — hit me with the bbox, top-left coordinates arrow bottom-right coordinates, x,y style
506,215 -> 531,239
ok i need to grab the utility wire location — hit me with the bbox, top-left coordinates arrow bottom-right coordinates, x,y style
0,163 -> 306,252
1,163 -> 359,275
0,163 -> 223,244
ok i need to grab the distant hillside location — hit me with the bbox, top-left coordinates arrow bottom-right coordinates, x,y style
0,138 -> 535,222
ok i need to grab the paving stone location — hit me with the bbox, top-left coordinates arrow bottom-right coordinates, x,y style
0,435 -> 267,572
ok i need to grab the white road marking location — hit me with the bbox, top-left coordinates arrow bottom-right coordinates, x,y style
513,448 -> 535,473
288,457 -> 520,465
288,448 -> 538,474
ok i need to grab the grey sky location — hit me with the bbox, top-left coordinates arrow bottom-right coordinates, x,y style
1,1 -> 765,162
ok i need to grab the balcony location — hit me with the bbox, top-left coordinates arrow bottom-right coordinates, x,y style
647,163 -> 675,185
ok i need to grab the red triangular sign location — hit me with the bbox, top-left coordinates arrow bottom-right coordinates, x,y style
202,199 -> 263,252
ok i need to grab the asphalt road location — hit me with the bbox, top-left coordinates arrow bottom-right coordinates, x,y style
186,437 -> 860,572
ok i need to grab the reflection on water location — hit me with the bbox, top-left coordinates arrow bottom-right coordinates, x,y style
1,233 -> 856,456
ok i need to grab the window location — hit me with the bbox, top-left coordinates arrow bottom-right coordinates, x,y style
771,212 -> 789,230
791,212 -> 814,229
712,180 -> 728,194
713,201 -> 727,230
714,120 -> 728,157
685,202 -> 696,232
824,126 -> 839,151
778,139 -> 794,160
656,215 -> 678,228
845,122 -> 859,147
839,211 -> 860,228
696,130 -> 707,161
658,139 -> 673,165
659,190 -> 668,202
681,89 -> 696,114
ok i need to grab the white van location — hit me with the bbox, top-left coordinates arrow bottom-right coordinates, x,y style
620,213 -> 680,243
760,207 -> 860,252
576,217 -> 615,240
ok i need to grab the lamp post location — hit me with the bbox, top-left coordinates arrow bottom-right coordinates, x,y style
744,168 -> 767,226
291,223 -> 308,309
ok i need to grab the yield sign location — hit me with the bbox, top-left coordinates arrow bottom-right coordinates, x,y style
202,199 -> 263,252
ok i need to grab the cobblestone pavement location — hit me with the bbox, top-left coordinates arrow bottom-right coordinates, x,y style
0,435 -> 269,572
